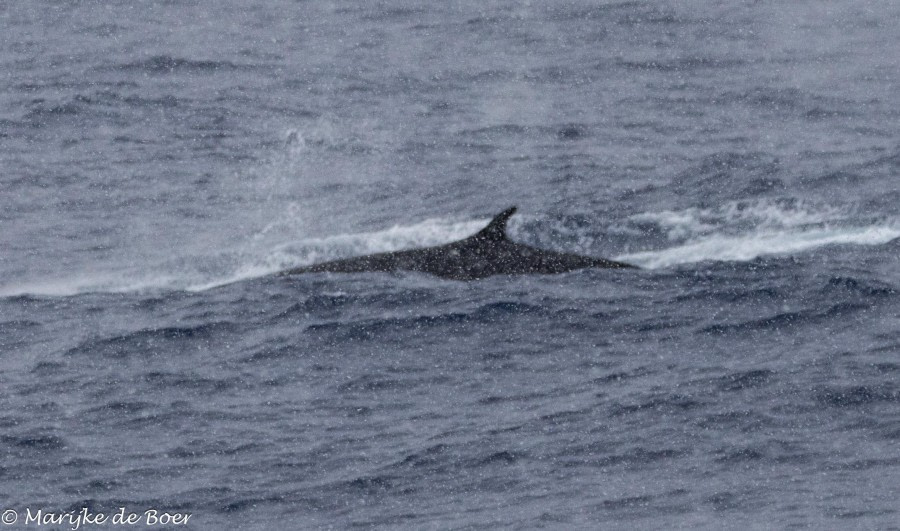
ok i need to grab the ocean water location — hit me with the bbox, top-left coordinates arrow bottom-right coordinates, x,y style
2,0 -> 899,528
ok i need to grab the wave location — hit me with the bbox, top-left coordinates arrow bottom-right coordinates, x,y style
113,55 -> 248,74
615,199 -> 899,268
617,225 -> 899,269
0,216 -> 488,297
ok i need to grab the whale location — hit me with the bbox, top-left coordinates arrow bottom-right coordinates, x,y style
278,207 -> 637,280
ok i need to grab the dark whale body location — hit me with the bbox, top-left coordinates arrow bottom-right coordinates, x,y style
279,207 -> 637,281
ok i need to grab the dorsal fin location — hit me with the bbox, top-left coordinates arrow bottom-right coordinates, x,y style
472,206 -> 517,242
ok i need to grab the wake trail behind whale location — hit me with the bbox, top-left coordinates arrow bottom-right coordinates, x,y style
617,224 -> 899,269
614,199 -> 899,268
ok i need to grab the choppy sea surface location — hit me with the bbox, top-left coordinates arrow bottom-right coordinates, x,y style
2,1 -> 899,528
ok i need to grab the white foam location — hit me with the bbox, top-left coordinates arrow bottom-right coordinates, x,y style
0,216 -> 489,297
618,225 -> 900,268
616,199 -> 898,268
628,199 -> 846,241
0,271 -> 183,298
